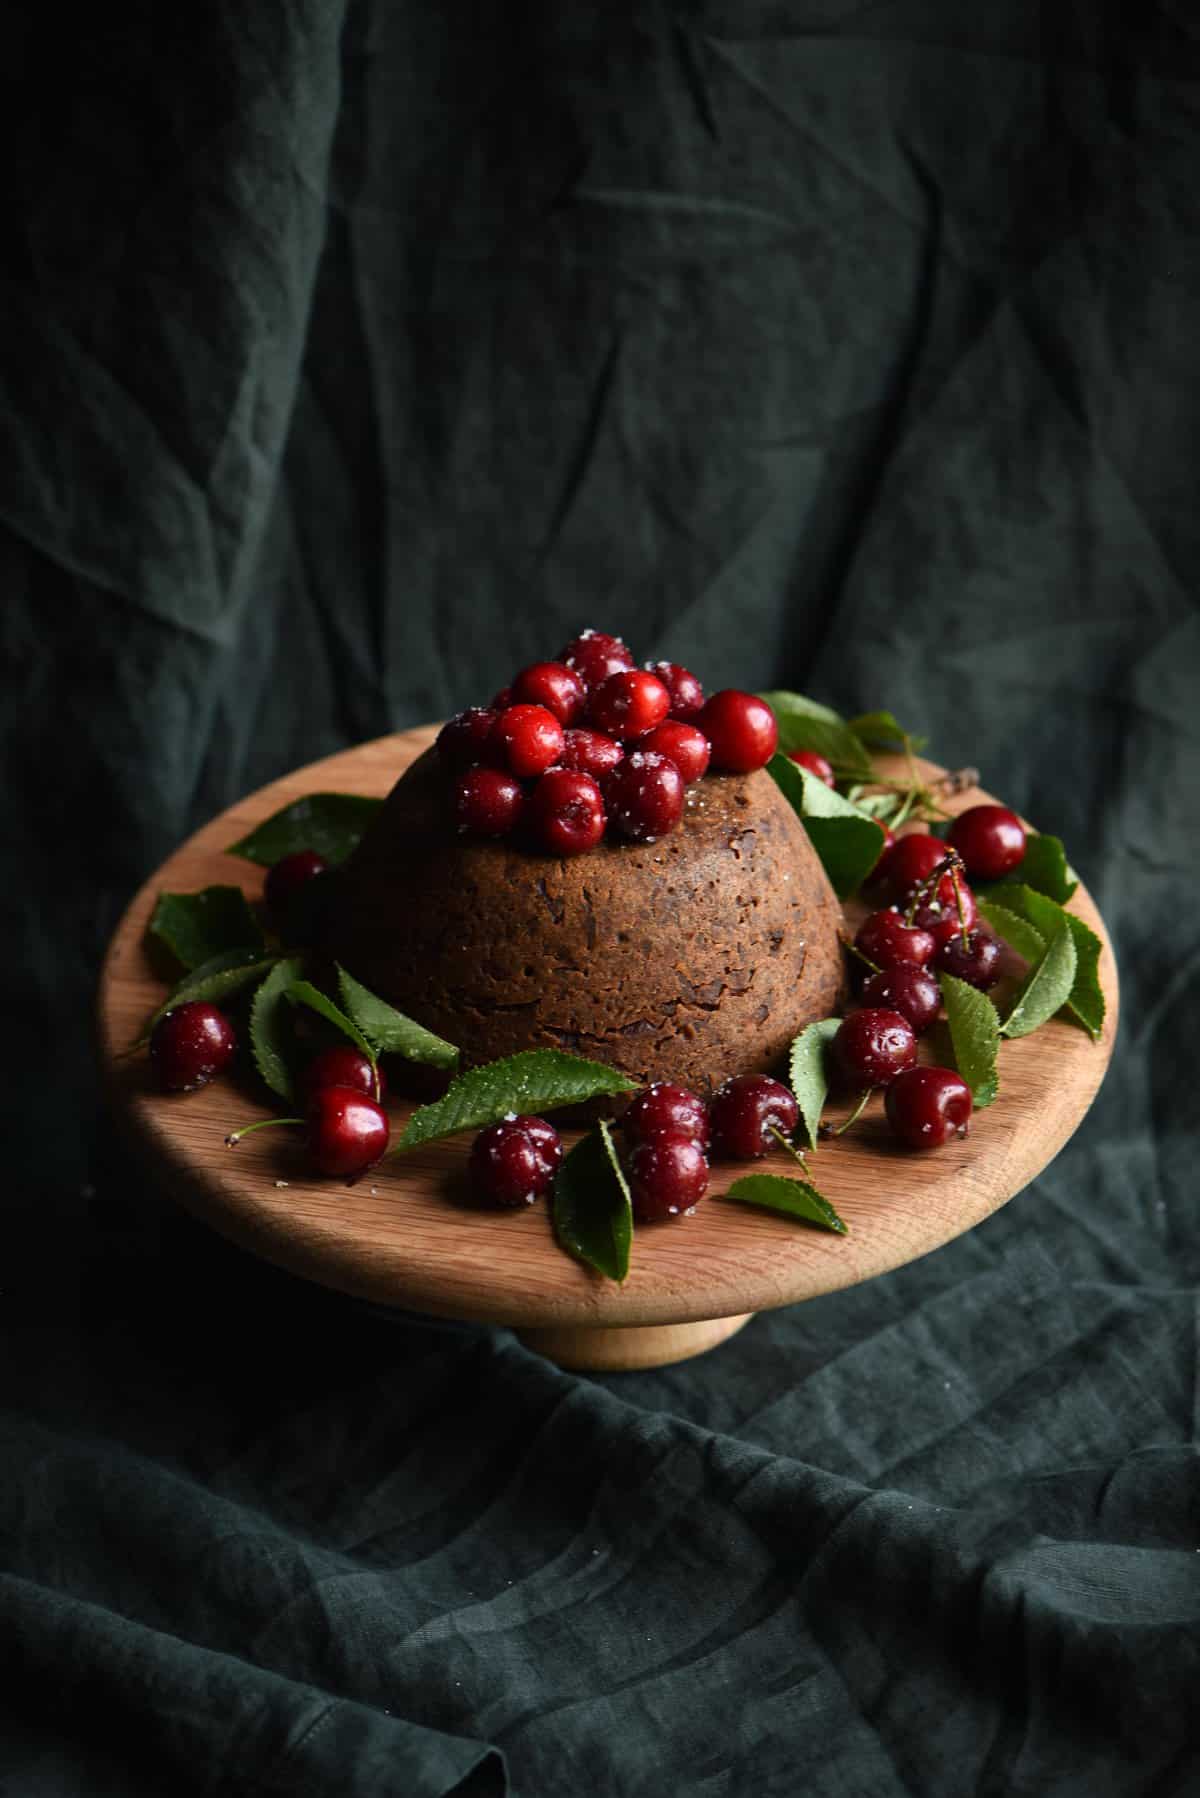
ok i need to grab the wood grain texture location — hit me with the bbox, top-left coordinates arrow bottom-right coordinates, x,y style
97,729 -> 1119,1346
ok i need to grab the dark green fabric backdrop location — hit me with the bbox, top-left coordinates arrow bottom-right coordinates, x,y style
3,4 -> 1198,1793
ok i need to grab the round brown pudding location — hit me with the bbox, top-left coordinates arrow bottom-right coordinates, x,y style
327,747 -> 846,1095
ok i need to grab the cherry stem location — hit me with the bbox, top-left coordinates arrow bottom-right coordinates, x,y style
950,866 -> 971,948
769,1124 -> 807,1166
226,1116 -> 304,1147
831,1088 -> 872,1137
903,849 -> 965,926
842,936 -> 881,975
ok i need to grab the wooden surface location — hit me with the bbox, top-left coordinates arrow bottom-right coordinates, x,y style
97,729 -> 1119,1357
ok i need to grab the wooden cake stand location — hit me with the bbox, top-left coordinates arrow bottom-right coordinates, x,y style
97,729 -> 1118,1372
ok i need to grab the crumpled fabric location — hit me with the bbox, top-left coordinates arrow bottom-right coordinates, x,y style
2,3 -> 1198,1793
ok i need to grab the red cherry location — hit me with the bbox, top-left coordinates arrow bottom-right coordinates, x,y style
622,1082 -> 711,1149
587,669 -> 671,742
640,720 -> 711,784
854,909 -> 936,971
300,1045 -> 384,1104
604,748 -> 685,842
490,704 -> 565,778
264,850 -> 329,923
454,766 -> 525,836
885,1066 -> 972,1148
787,748 -> 835,787
558,728 -> 625,781
627,1133 -> 710,1222
912,882 -> 979,937
558,630 -> 635,689
696,691 -> 778,773
867,833 -> 947,906
831,1008 -> 918,1089
511,661 -> 586,725
150,1001 -> 237,1093
519,1115 -> 563,1179
469,1117 -> 556,1207
305,1086 -> 390,1177
528,768 -> 606,855
934,928 -> 1002,991
644,661 -> 704,720
435,707 -> 499,770
709,1074 -> 799,1159
948,804 -> 1027,881
490,686 -> 514,711
859,966 -> 941,1035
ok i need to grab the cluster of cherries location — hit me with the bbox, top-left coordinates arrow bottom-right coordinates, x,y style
435,629 -> 779,852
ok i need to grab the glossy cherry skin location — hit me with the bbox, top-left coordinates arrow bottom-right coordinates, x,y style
640,720 -> 711,784
435,707 -> 499,771
305,1086 -> 390,1177
264,850 -> 329,923
300,1045 -> 384,1104
854,909 -> 936,971
644,661 -> 704,720
885,1066 -> 973,1148
948,804 -> 1027,881
150,1001 -> 237,1093
490,704 -> 565,778
867,833 -> 947,903
912,881 -> 979,937
831,1008 -> 918,1089
627,1133 -> 710,1222
469,1118 -> 556,1207
512,661 -> 586,725
622,1082 -> 711,1150
520,1115 -> 564,1179
604,749 -> 685,842
558,630 -> 635,689
527,768 -> 606,855
558,728 -> 624,781
859,965 -> 942,1035
454,766 -> 525,836
787,747 -> 835,787
934,928 -> 1002,991
587,669 -> 671,742
696,691 -> 778,773
709,1074 -> 799,1159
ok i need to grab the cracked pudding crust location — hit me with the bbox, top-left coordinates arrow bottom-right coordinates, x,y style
327,747 -> 847,1095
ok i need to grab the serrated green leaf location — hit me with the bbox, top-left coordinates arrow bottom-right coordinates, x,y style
938,972 -> 1001,1109
1000,922 -> 1077,1040
552,1121 -> 633,1283
767,754 -> 887,898
850,790 -> 907,824
846,709 -> 928,753
226,794 -> 383,868
723,1173 -> 848,1235
788,1018 -> 841,1152
148,887 -> 265,971
285,980 -> 377,1063
249,956 -> 306,1101
975,900 -> 1046,966
1007,832 -> 1078,903
757,690 -> 873,775
396,1050 -> 638,1153
992,887 -> 1105,1041
129,951 -> 279,1049
336,966 -> 459,1070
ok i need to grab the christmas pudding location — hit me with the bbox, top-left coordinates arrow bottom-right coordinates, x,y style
326,633 -> 847,1094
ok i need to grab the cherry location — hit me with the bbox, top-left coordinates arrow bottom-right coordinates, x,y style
558,630 -> 635,690
885,1066 -> 972,1149
912,882 -> 978,936
306,1086 -> 390,1177
512,661 -> 586,726
528,768 -> 606,855
627,1133 -> 709,1222
490,704 -> 565,778
558,728 -> 625,781
948,804 -> 1027,881
859,966 -> 941,1035
264,850 -> 329,923
831,1008 -> 918,1089
587,669 -> 671,742
605,749 -> 685,842
640,720 -> 711,784
150,1001 -> 237,1093
854,909 -> 936,971
469,1117 -> 557,1207
622,1082 -> 711,1149
709,1073 -> 799,1159
435,707 -> 499,771
491,686 -> 514,711
934,928 -> 1002,991
696,691 -> 778,773
867,833 -> 947,906
300,1045 -> 384,1104
788,748 -> 835,787
644,661 -> 704,720
454,766 -> 525,837
520,1115 -> 564,1179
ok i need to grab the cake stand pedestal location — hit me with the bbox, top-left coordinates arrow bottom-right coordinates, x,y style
96,729 -> 1118,1373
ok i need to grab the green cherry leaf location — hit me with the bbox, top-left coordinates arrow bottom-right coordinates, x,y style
788,1018 -> 841,1152
846,710 -> 928,753
975,900 -> 1046,967
285,981 -> 378,1063
756,691 -> 873,775
336,966 -> 460,1070
1000,922 -> 1077,1040
552,1121 -> 633,1283
994,887 -> 1105,1040
1002,832 -> 1078,903
249,956 -> 306,1101
148,887 -> 265,971
768,753 -> 886,897
396,1050 -> 638,1153
226,794 -> 383,868
723,1173 -> 848,1235
938,972 -> 1001,1109
130,950 -> 279,1049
